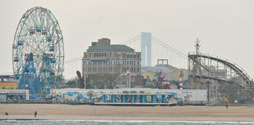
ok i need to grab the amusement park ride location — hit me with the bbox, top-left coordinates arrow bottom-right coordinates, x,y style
12,7 -> 64,99
188,39 -> 254,103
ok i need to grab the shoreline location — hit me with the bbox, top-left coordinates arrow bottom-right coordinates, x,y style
0,119 -> 254,124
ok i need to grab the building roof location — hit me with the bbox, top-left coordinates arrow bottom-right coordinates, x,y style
88,44 -> 134,52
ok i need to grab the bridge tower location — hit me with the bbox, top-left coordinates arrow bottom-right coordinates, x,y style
141,32 -> 152,66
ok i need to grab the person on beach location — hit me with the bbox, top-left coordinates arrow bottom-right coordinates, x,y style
225,98 -> 228,108
5,112 -> 8,116
34,110 -> 37,118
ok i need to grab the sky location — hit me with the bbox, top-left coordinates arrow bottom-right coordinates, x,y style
0,0 -> 254,79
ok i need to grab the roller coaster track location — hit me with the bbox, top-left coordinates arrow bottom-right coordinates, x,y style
189,74 -> 230,83
188,53 -> 253,84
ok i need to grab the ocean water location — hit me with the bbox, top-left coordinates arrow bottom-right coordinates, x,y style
0,120 -> 254,125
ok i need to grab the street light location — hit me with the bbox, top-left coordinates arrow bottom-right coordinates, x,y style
121,70 -> 136,88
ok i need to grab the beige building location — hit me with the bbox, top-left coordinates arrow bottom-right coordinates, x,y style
0,75 -> 17,89
82,38 -> 141,77
142,65 -> 187,81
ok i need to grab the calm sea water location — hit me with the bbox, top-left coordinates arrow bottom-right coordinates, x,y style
0,120 -> 253,125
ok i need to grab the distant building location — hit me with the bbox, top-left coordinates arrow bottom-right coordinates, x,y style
141,63 -> 188,88
0,75 -> 17,89
142,65 -> 187,81
82,38 -> 141,87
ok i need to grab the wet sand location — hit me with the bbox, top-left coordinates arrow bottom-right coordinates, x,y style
0,104 -> 254,122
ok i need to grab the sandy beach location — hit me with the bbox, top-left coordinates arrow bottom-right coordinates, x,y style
0,104 -> 254,122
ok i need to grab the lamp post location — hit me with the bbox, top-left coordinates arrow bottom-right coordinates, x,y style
121,70 -> 136,88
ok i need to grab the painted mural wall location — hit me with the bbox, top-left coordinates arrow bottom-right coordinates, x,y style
53,89 -> 207,104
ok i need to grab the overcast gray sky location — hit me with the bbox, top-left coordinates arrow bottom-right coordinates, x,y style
1,0 -> 254,78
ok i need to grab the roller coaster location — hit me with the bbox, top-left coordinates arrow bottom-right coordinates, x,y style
188,42 -> 254,103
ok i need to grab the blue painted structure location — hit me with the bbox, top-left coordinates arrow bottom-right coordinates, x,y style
53,89 -> 207,105
18,53 -> 40,99
99,93 -> 176,105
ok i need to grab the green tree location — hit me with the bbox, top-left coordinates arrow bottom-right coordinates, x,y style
86,74 -> 117,89
144,84 -> 155,88
55,75 -> 65,88
64,77 -> 82,88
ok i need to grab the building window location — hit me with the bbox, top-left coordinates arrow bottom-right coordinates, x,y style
98,67 -> 102,72
88,61 -> 91,65
122,67 -> 126,72
88,68 -> 92,72
109,67 -> 112,72
103,67 -> 107,72
93,68 -> 97,72
114,67 -> 118,73
98,61 -> 102,65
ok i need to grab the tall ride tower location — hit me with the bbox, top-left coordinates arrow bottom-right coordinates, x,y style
141,32 -> 152,66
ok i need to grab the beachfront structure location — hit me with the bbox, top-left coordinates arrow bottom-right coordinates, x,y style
0,89 -> 29,102
53,88 -> 207,105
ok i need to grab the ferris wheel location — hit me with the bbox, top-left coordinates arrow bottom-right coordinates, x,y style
12,7 -> 64,97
